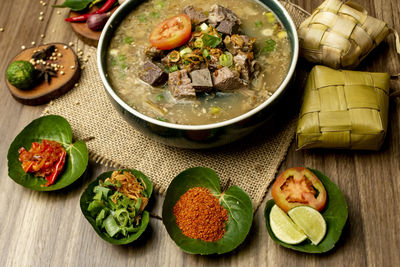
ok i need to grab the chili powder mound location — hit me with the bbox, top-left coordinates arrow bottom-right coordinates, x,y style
173,187 -> 228,242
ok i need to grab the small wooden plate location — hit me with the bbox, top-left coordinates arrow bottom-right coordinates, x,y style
68,7 -> 118,47
6,43 -> 81,106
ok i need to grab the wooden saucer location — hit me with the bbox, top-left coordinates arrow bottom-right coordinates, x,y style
6,43 -> 81,106
68,7 -> 118,47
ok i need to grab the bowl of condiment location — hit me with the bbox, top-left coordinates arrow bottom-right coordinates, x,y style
98,0 -> 298,148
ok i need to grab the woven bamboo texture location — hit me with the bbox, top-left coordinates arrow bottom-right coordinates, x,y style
296,65 -> 390,150
298,0 -> 389,69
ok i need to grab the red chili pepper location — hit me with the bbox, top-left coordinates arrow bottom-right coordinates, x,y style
65,0 -> 117,22
45,150 -> 66,186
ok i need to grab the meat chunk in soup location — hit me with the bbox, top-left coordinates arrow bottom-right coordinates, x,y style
233,51 -> 252,82
216,20 -> 239,35
212,67 -> 245,91
208,4 -> 241,26
144,46 -> 165,60
168,70 -> 196,98
183,6 -> 207,24
139,61 -> 168,86
189,69 -> 213,92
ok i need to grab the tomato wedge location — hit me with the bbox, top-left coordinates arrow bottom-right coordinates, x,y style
271,167 -> 327,213
149,14 -> 192,50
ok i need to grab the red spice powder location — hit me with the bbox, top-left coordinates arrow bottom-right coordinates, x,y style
173,187 -> 229,242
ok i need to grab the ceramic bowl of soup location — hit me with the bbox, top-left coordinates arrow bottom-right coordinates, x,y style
98,0 -> 298,149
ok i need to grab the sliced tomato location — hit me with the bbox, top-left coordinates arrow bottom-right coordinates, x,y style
271,167 -> 327,212
149,14 -> 192,50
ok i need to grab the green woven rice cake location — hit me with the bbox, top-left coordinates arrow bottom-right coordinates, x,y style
296,65 -> 390,150
298,0 -> 390,69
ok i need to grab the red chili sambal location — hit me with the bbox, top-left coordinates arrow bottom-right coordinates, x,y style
18,139 -> 67,187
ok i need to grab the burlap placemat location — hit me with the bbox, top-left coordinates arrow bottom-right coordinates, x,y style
43,1 -> 308,209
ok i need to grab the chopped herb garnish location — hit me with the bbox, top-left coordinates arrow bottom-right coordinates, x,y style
255,20 -> 264,28
138,14 -> 147,22
262,38 -> 276,54
154,0 -> 165,9
157,117 -> 168,122
150,12 -> 160,18
118,55 -> 126,61
124,36 -> 134,44
202,34 -> 222,48
121,63 -> 128,69
166,65 -> 178,73
155,94 -> 165,102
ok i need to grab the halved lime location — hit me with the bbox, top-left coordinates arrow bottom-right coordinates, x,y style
269,204 -> 307,244
288,205 -> 327,245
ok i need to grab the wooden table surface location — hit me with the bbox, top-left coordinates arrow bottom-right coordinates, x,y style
1,0 -> 399,266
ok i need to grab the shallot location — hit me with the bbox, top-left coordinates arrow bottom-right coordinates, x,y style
86,12 -> 111,31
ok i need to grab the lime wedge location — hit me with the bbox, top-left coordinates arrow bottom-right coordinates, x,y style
288,205 -> 327,245
269,204 -> 307,244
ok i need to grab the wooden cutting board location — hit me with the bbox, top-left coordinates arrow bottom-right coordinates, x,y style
5,43 -> 81,106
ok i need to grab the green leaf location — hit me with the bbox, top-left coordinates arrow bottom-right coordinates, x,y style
264,168 -> 348,253
53,0 -> 93,11
202,34 -> 222,48
7,115 -> 88,191
162,167 -> 253,255
80,169 -> 153,245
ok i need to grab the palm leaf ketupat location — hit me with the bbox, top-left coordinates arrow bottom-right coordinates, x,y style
298,0 -> 392,69
296,65 -> 390,150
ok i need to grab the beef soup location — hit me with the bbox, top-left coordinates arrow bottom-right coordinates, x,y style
107,0 -> 291,125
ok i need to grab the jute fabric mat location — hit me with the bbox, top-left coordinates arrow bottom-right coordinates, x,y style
43,1 -> 308,209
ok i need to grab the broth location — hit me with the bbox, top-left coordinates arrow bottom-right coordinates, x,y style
107,0 -> 291,125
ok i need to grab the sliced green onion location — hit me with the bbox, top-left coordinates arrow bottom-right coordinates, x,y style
115,208 -> 129,227
166,65 -> 178,73
202,49 -> 210,59
219,52 -> 233,67
103,214 -> 121,237
88,200 -> 103,216
194,38 -> 203,49
200,23 -> 209,31
179,47 -> 192,57
118,55 -> 126,61
262,38 -> 276,54
135,197 -> 142,213
96,209 -> 106,227
154,0 -> 165,9
93,185 -> 111,198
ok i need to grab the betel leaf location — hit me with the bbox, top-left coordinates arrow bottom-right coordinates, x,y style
80,169 -> 153,245
264,168 -> 348,253
7,115 -> 88,191
162,167 -> 253,255
53,0 -> 93,11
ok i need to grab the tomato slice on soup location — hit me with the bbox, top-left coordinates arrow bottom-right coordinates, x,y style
271,167 -> 327,212
149,14 -> 192,50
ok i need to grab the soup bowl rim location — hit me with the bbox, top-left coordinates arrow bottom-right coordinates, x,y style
97,0 -> 299,131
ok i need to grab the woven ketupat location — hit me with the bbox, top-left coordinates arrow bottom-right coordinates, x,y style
298,0 -> 389,69
296,65 -> 390,150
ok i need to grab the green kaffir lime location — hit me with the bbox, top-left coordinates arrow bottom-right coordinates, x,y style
6,60 -> 36,90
